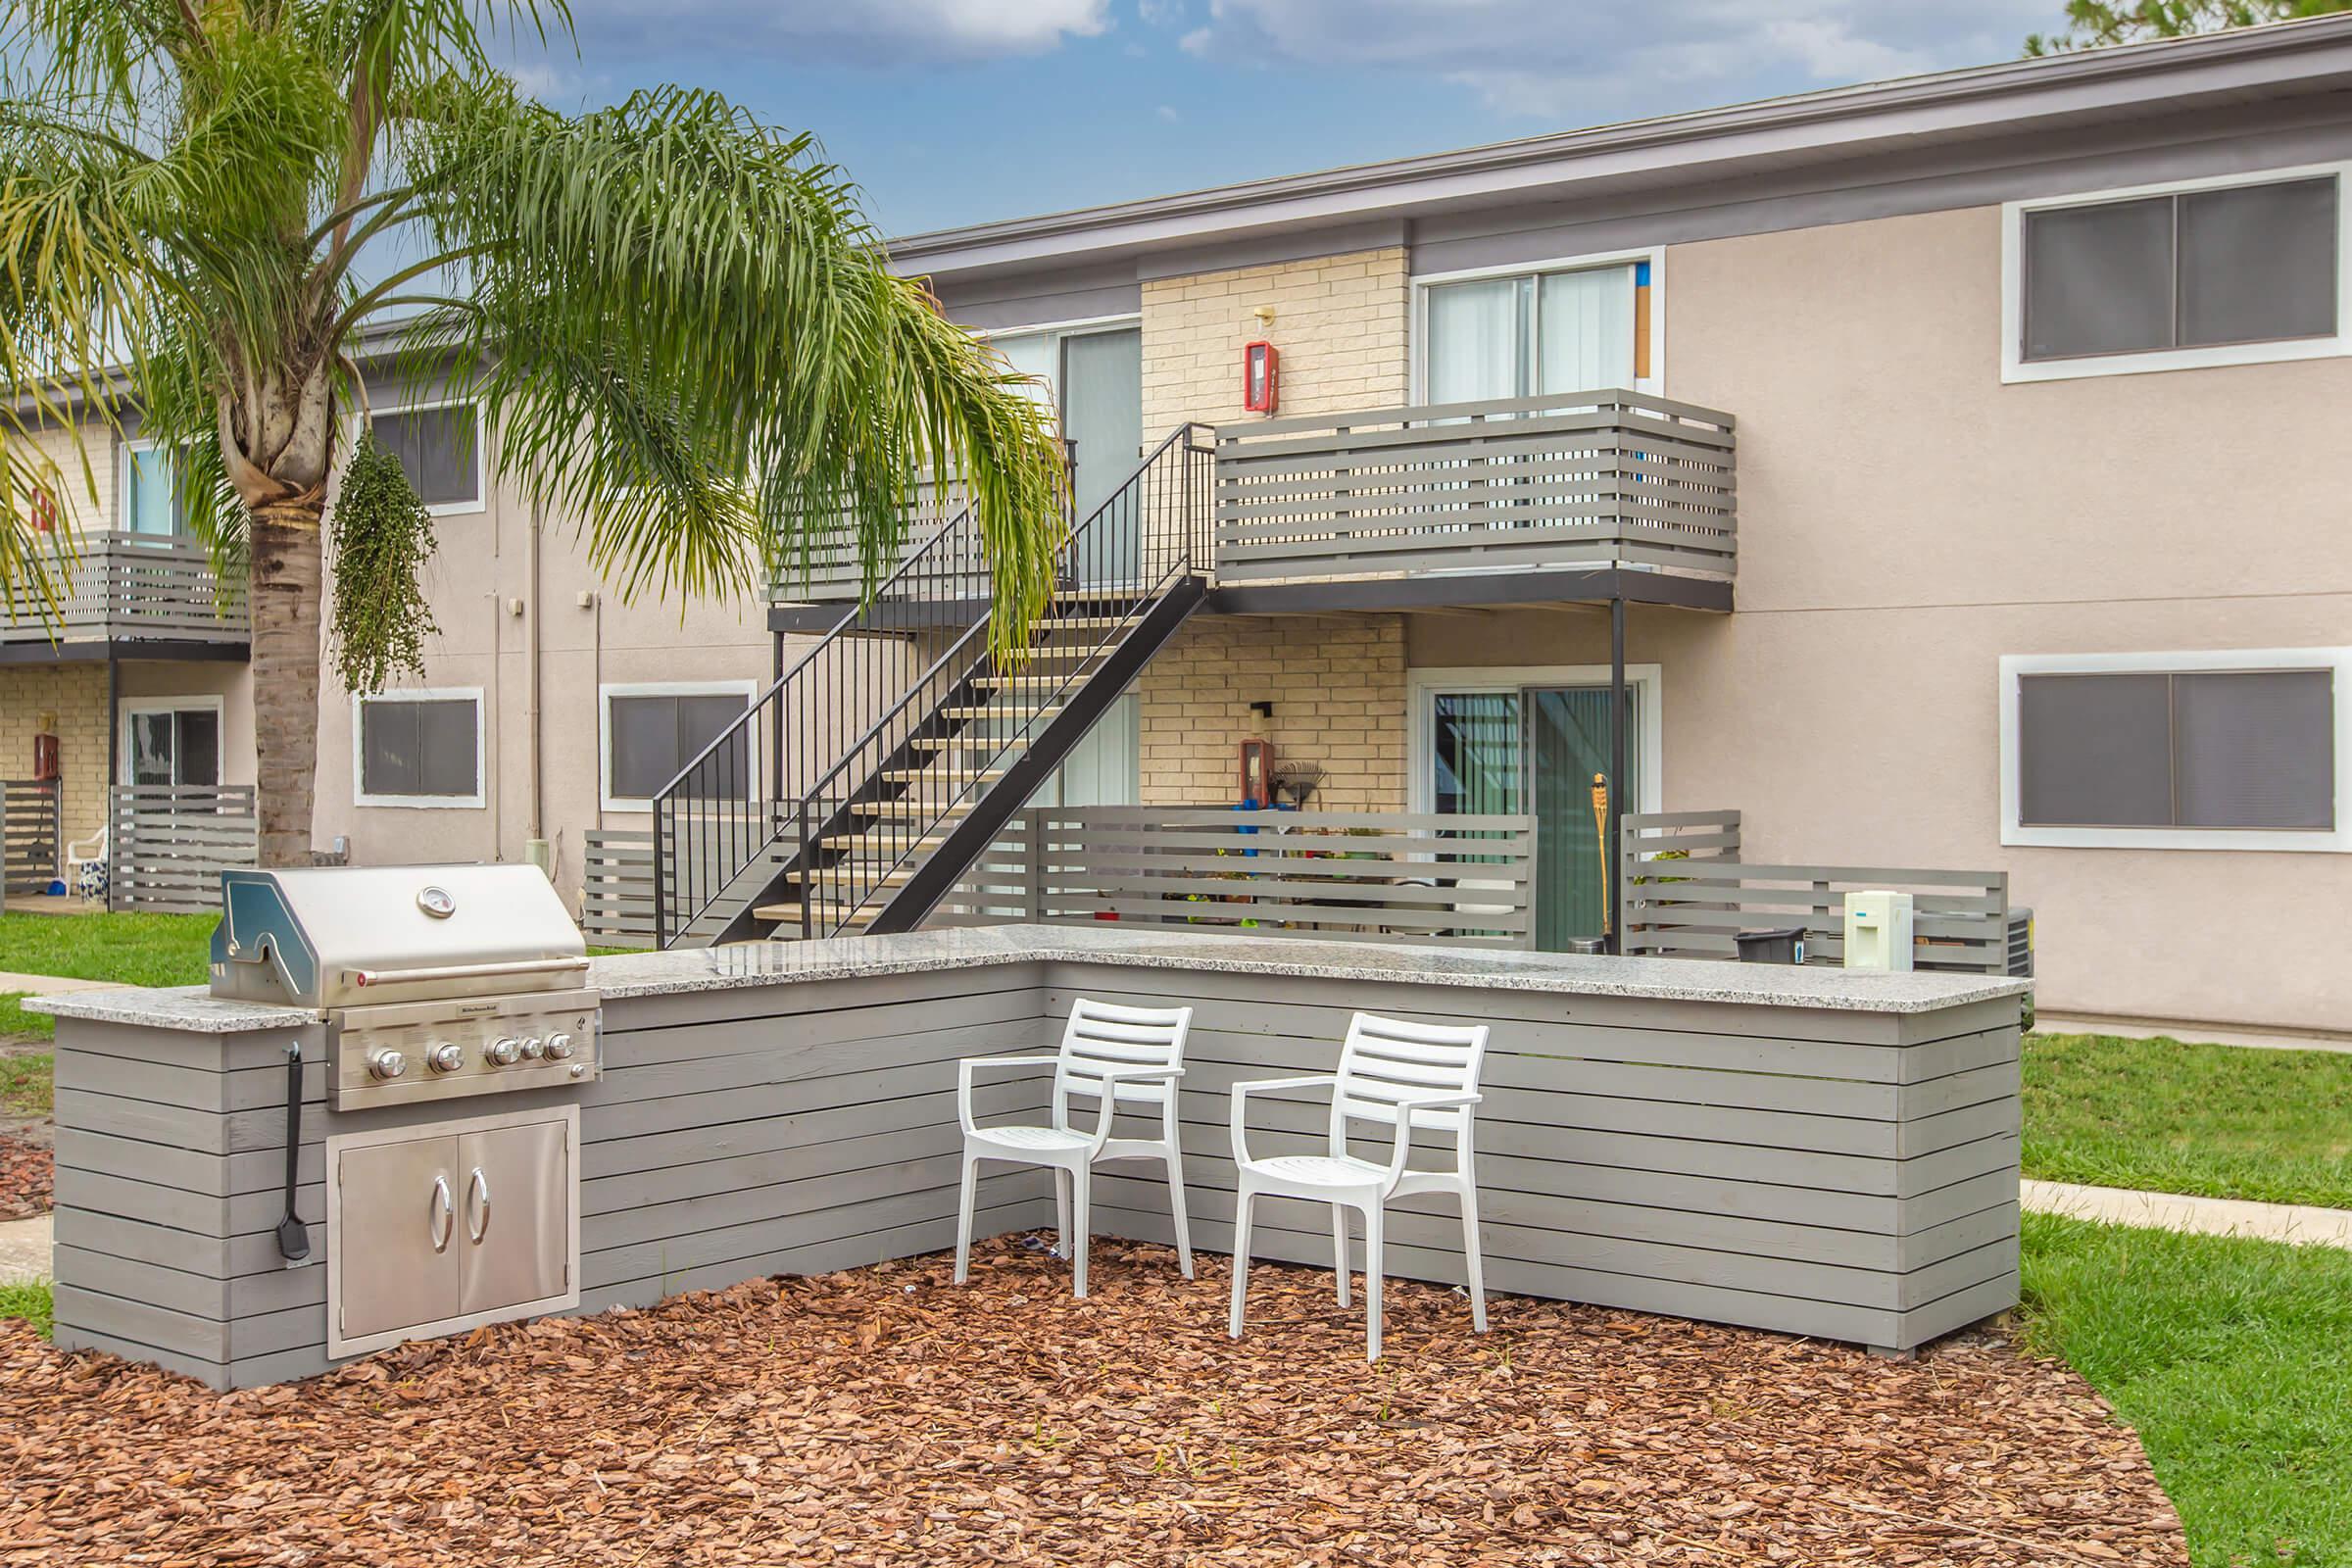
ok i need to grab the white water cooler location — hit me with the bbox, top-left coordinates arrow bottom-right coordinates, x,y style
1842,891 -> 1914,971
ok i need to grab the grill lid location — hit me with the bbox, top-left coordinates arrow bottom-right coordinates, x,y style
211,865 -> 590,1010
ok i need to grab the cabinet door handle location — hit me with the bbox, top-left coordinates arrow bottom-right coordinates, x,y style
429,1175 -> 454,1253
466,1166 -> 492,1245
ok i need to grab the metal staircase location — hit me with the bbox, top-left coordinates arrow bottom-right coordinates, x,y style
650,425 -> 1215,948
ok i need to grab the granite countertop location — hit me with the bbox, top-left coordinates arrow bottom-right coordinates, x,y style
26,925 -> 2028,1030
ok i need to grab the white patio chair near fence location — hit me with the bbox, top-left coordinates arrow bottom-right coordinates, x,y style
1228,1011 -> 1491,1361
953,999 -> 1196,1298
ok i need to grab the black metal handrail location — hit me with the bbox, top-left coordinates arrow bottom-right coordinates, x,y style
649,449 -> 1068,947
786,424 -> 1214,940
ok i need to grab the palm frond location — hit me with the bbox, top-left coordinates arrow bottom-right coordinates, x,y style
401,79 -> 1067,645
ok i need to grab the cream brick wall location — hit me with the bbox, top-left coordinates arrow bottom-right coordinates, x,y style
1141,246 -> 1409,435
1137,614 -> 1406,811
1138,247 -> 1412,808
0,663 -> 108,877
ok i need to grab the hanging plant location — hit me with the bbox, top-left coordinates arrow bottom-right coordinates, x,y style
327,433 -> 440,695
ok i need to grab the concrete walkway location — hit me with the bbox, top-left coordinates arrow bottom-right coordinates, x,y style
0,971 -> 115,996
0,1214 -> 51,1282
2034,1012 -> 2352,1056
2023,1178 -> 2352,1250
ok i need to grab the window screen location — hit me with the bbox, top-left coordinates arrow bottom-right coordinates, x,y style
127,708 -> 221,787
2018,667 -> 2334,831
360,698 -> 479,799
2022,176 -> 2339,361
609,693 -> 749,801
369,404 -> 480,508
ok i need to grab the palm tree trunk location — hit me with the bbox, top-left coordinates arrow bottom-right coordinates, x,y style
249,500 -> 324,867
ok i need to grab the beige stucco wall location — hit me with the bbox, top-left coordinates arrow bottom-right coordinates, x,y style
1137,247 -> 1414,807
1409,202 -> 2352,1030
310,436 -> 778,913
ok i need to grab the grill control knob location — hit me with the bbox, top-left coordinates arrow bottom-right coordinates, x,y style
367,1049 -> 407,1081
520,1037 -> 546,1060
426,1042 -> 466,1074
544,1033 -> 575,1060
484,1037 -> 522,1067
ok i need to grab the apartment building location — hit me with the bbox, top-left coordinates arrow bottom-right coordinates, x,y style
658,18 -> 2350,1033
13,19 -> 2349,1034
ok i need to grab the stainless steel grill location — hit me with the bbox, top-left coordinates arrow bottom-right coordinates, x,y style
212,865 -> 602,1110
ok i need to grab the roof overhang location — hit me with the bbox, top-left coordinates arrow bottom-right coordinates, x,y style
890,16 -> 2352,285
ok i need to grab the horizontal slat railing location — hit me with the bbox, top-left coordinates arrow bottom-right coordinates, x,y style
108,784 -> 256,913
766,473 -> 971,605
3,779 -> 61,895
1620,809 -> 2011,975
937,807 -> 1537,949
580,829 -> 656,948
0,533 -> 247,645
1213,391 -> 1736,587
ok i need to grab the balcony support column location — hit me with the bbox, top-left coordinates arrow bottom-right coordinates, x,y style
1607,595 -> 1627,956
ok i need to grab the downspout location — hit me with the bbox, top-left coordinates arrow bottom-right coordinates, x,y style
1606,595 -> 1627,956
524,500 -> 547,878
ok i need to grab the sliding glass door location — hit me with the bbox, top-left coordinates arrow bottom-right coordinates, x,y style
1421,264 -> 1638,404
992,323 -> 1144,584
1428,681 -> 1644,949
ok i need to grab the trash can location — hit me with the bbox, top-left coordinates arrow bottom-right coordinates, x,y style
1734,926 -> 1807,965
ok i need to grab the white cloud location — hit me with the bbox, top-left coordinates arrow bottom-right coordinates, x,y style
1179,0 -> 2049,119
566,0 -> 1112,65
1139,0 -> 1186,24
1156,103 -> 1180,121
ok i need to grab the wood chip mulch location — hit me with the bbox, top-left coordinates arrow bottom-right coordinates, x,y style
0,1236 -> 2183,1566
0,1133 -> 50,1220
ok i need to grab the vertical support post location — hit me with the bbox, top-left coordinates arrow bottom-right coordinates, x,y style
1607,595 -> 1627,956
650,792 -> 666,950
1024,807 -> 1046,923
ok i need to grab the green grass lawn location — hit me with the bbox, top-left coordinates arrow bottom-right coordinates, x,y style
2024,1032 -> 2352,1210
0,1050 -> 51,1117
0,910 -> 220,1042
0,1281 -> 51,1340
2023,1212 -> 2352,1567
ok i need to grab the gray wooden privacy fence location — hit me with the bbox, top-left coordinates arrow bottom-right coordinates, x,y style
3,778 -> 60,894
1620,810 -> 2013,975
940,807 -> 1538,948
108,785 -> 256,912
1212,391 -> 1737,586
0,533 -> 247,646
580,828 -> 656,947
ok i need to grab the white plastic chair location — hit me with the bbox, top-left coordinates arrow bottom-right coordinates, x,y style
954,999 -> 1195,1298
64,822 -> 107,902
1228,1011 -> 1491,1361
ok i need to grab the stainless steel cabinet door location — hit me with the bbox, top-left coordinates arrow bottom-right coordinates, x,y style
334,1134 -> 460,1346
455,1117 -> 572,1316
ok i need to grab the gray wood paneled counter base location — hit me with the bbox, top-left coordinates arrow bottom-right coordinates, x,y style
30,927 -> 2030,1388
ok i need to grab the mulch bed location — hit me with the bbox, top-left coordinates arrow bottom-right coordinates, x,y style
0,1236 -> 2183,1566
0,1133 -> 50,1220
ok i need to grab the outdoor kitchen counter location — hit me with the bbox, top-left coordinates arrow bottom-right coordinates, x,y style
29,924 -> 2032,1030
34,926 -> 2030,1388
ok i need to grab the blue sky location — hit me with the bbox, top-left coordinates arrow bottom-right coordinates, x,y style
511,1 -> 2069,237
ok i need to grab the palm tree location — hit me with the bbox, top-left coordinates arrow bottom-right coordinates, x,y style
0,1 -> 1064,864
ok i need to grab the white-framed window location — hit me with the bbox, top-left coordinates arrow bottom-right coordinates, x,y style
1411,247 -> 1665,404
599,681 -> 757,811
119,697 -> 223,786
353,688 -> 485,808
368,397 -> 485,514
1999,650 -> 2347,852
121,438 -> 185,537
2001,165 -> 2349,383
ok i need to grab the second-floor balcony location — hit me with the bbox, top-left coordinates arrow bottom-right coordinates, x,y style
0,532 -> 249,659
1210,390 -> 1737,612
767,389 -> 1738,622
